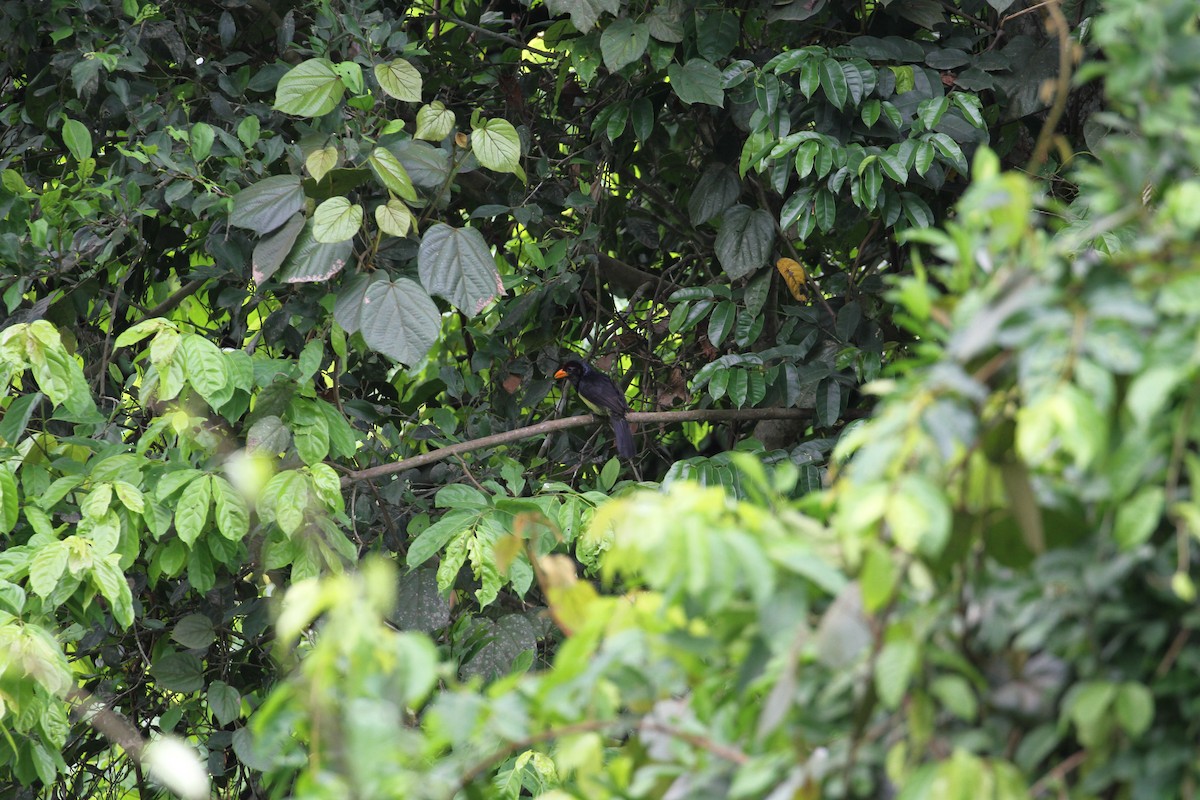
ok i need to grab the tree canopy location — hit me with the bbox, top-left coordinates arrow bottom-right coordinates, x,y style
3,0 -> 1200,797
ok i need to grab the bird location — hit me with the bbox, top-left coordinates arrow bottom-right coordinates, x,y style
554,359 -> 635,459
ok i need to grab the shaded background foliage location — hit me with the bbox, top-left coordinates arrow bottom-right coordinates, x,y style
4,0 -> 1200,797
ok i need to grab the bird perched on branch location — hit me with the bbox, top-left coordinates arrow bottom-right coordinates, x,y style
554,359 -> 635,459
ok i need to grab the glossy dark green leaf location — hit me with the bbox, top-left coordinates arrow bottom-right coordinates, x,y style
819,59 -> 849,110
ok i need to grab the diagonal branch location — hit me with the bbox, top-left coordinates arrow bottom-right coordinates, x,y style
339,407 -> 813,486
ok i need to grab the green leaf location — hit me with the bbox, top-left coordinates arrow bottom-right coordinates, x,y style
715,205 -> 775,279
875,636 -> 919,709
0,391 -> 42,445
91,556 -> 133,626
668,59 -> 724,106
278,221 -> 354,283
914,140 -> 935,176
368,147 -> 418,201
928,132 -> 968,173
697,10 -> 738,61
1115,682 -> 1154,738
813,188 -> 836,232
274,58 -> 345,117
543,0 -> 619,33
689,164 -> 741,225
916,96 -> 949,130
151,651 -> 205,693
819,59 -> 849,110
375,58 -> 422,101
306,146 -> 338,183
29,541 -> 68,598
376,199 -> 414,237
267,471 -> 308,536
471,118 -> 523,178
179,334 -> 231,408
407,510 -> 475,568
172,613 -> 216,650
414,101 -> 455,141
600,19 -> 648,72
212,477 -> 249,541
931,674 -> 978,721
360,278 -> 442,365
62,118 -> 92,162
190,122 -> 214,161
175,475 -> 212,546
251,212 -> 306,285
312,197 -> 363,244
230,175 -> 306,235
208,681 -> 241,725
1113,486 -> 1164,549
418,223 -> 504,315
708,300 -> 736,347
0,469 -> 17,534
237,115 -> 260,148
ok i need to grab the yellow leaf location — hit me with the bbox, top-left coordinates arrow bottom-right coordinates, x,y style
776,257 -> 808,301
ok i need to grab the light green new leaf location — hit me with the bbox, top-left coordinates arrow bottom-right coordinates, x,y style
29,541 -> 68,598
374,58 -> 422,102
418,223 -> 504,315
414,101 -> 455,141
471,118 -> 523,178
368,147 -> 418,201
306,146 -> 338,183
274,58 -> 345,117
376,199 -> 413,237
313,197 -> 363,243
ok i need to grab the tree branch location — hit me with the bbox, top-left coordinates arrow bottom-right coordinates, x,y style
339,407 -> 813,486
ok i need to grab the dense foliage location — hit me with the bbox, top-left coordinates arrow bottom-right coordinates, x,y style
2,0 -> 1199,797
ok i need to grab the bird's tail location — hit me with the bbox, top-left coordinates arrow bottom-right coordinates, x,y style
611,415 -> 635,459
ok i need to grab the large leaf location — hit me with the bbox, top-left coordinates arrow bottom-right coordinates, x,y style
389,140 -> 452,188
360,278 -> 442,365
688,164 -> 741,225
667,59 -> 724,106
471,118 -> 523,178
251,212 -> 306,284
600,19 -> 648,72
230,175 -> 305,235
544,0 -> 619,33
278,222 -> 353,283
417,223 -> 504,315
715,205 -> 775,279
274,58 -> 345,117
374,58 -> 422,102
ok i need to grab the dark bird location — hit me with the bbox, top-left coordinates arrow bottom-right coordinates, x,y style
554,359 -> 635,459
